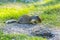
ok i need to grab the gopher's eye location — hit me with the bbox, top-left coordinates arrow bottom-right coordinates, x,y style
34,21 -> 37,23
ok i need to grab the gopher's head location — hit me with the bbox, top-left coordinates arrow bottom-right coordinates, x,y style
30,16 -> 41,24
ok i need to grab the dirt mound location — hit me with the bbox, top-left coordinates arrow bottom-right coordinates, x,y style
1,23 -> 60,40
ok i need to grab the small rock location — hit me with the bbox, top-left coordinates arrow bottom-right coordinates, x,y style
31,27 -> 55,38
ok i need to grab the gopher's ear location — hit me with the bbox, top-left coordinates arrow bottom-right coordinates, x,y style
36,16 -> 41,23
39,17 -> 42,23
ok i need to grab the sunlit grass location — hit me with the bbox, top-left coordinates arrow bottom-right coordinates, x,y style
0,4 -> 35,22
38,3 -> 60,11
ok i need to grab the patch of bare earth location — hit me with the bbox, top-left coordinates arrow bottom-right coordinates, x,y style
0,23 -> 60,40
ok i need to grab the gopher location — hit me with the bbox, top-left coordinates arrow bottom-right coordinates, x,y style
18,15 -> 41,24
5,15 -> 41,24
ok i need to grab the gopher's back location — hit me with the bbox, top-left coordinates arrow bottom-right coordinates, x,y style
18,15 -> 31,24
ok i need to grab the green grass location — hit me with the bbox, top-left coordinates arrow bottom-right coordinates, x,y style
0,0 -> 60,40
0,2 -> 60,26
0,3 -> 47,40
0,30 -> 46,40
0,4 -> 35,22
34,3 -> 60,26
